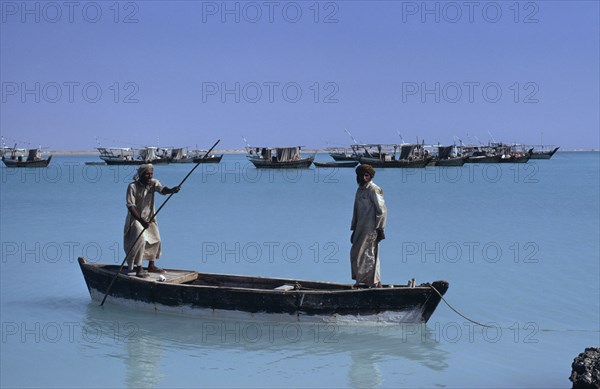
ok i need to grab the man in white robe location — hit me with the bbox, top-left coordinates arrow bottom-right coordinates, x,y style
124,164 -> 180,277
350,164 -> 387,287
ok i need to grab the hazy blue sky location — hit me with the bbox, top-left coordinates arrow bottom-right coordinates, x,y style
1,0 -> 598,150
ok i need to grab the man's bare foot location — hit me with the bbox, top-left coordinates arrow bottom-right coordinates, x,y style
147,261 -> 166,273
134,266 -> 148,278
147,265 -> 166,273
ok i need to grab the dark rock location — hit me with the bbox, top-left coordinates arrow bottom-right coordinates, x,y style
571,347 -> 600,389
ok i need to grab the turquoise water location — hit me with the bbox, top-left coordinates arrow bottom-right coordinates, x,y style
1,152 -> 598,388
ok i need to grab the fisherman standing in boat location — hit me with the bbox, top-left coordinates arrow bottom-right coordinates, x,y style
350,164 -> 387,288
125,164 -> 180,278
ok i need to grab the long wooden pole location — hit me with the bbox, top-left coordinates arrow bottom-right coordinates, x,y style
100,139 -> 221,306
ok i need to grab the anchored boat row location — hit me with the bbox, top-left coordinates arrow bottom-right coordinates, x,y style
325,143 -> 559,168
246,143 -> 559,169
1,142 -> 559,169
97,146 -> 223,165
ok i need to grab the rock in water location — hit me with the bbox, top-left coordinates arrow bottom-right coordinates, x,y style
570,347 -> 600,389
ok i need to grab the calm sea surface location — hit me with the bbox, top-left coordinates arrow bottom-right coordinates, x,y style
1,152 -> 598,388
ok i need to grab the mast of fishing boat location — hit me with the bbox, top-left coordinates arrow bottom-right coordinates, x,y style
344,129 -> 360,145
396,130 -> 408,145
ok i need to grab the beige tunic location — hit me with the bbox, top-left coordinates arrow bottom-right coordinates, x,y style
124,179 -> 164,268
350,181 -> 387,285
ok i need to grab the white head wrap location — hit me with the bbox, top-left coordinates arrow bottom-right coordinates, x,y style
134,164 -> 154,181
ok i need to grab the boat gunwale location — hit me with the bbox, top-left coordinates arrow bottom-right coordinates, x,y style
80,259 -> 444,295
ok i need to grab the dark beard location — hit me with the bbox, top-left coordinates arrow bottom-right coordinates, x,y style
357,176 -> 367,186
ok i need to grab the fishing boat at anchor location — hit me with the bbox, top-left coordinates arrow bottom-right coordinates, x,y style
78,257 -> 449,324
2,146 -> 52,168
246,146 -> 315,168
358,144 -> 432,168
139,146 -> 170,164
98,146 -> 170,165
430,145 -> 467,167
460,145 -> 502,164
326,146 -> 362,162
169,148 -> 223,164
97,147 -> 143,165
497,144 -> 534,163
529,145 -> 560,159
168,147 -> 197,163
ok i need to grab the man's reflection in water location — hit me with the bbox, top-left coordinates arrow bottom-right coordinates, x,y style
345,324 -> 449,388
80,306 -> 165,389
349,350 -> 383,388
125,331 -> 164,389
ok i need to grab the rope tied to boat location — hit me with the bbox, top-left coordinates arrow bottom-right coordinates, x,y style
429,284 -> 494,328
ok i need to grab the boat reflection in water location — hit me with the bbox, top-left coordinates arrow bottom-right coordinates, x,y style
80,304 -> 449,388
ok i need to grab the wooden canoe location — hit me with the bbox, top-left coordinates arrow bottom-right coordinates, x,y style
78,257 -> 448,324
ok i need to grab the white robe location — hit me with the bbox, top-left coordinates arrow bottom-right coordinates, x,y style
350,181 -> 387,285
124,179 -> 164,269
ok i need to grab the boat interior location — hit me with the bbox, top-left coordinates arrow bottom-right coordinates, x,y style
103,265 -> 358,291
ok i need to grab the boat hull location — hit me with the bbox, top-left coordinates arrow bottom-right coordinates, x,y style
192,155 -> 223,164
498,155 -> 532,163
329,153 -> 359,162
100,156 -> 144,165
2,155 -> 52,168
78,258 -> 448,324
499,149 -> 533,164
171,155 -> 223,163
433,157 -> 467,167
359,157 -> 432,168
464,155 -> 502,164
314,161 -> 359,168
529,147 -> 559,160
100,157 -> 170,165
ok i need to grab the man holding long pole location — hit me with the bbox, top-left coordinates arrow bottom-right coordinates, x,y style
124,164 -> 180,278
100,139 -> 220,306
